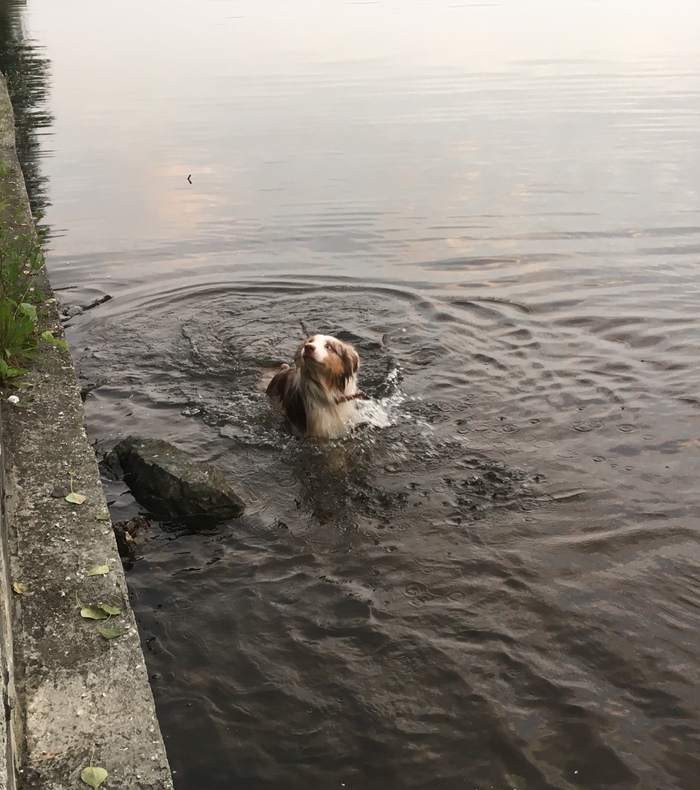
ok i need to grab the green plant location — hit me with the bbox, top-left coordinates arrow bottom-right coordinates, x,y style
0,220 -> 65,384
0,296 -> 33,379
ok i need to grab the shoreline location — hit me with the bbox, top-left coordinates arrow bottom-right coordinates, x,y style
0,72 -> 173,790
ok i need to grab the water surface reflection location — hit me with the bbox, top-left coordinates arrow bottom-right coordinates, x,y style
0,0 -> 51,218
14,0 -> 700,787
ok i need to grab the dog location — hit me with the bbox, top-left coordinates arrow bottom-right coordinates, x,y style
266,334 -> 363,439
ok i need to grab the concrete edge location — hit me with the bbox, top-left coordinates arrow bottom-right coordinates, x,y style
0,74 -> 174,789
0,412 -> 17,790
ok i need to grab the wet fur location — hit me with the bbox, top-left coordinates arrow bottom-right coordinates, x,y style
266,335 -> 361,439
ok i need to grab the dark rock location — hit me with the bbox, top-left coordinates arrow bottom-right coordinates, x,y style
60,304 -> 84,319
106,436 -> 245,521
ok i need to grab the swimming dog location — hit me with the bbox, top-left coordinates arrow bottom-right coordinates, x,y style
266,334 -> 363,438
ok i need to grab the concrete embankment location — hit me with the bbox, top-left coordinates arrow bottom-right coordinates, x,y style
0,74 -> 173,789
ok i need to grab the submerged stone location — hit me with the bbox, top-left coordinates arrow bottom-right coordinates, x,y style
107,436 -> 245,521
113,515 -> 149,561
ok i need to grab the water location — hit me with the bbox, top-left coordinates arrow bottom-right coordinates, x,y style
5,0 -> 700,787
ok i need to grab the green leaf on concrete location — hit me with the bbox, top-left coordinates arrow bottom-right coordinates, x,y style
41,330 -> 69,350
80,765 -> 108,788
97,603 -> 121,616
79,601 -> 121,619
80,606 -> 110,620
66,491 -> 86,505
98,627 -> 126,640
87,564 -> 109,576
12,581 -> 28,594
95,513 -> 110,521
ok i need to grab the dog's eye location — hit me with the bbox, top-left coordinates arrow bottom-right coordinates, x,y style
325,343 -> 333,351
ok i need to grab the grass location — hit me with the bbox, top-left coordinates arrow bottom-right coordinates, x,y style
0,164 -> 66,384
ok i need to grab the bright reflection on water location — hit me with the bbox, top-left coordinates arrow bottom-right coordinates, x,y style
14,0 -> 700,787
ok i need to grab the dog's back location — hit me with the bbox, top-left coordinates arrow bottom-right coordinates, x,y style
266,367 -> 309,434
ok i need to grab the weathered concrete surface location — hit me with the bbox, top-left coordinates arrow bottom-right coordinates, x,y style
0,416 -> 17,790
0,75 -> 173,788
0,65 -> 23,790
108,435 -> 246,522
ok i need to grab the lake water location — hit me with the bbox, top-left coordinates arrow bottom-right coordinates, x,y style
4,0 -> 700,787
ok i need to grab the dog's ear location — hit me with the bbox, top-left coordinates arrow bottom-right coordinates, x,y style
331,344 -> 360,393
342,345 -> 360,376
294,338 -> 308,366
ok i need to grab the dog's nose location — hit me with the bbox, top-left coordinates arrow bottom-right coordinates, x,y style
303,343 -> 315,356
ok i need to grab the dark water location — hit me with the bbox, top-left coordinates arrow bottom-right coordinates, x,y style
12,0 -> 700,787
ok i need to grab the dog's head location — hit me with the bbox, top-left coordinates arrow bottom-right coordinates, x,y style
294,334 -> 360,392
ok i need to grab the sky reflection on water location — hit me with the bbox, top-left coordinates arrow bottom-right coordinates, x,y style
19,0 -> 700,282
7,2 -> 700,788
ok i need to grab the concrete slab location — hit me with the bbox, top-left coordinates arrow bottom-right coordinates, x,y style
0,74 -> 173,789
0,416 -> 17,789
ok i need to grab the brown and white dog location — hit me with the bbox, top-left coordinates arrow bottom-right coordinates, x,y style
266,334 -> 363,439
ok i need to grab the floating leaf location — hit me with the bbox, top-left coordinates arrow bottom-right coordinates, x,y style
87,564 -> 109,576
12,581 -> 28,594
506,775 -> 528,790
66,492 -> 86,505
80,765 -> 108,788
98,627 -> 126,640
95,513 -> 110,521
98,603 -> 121,616
80,606 -> 110,620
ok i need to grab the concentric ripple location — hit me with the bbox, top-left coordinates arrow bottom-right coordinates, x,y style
68,271 -> 700,789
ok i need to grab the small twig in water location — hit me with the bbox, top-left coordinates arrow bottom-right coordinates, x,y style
84,294 -> 112,312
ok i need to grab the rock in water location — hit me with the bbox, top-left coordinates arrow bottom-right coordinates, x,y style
107,436 -> 245,521
113,515 -> 149,560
